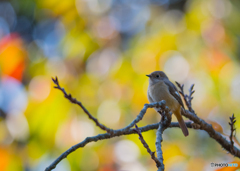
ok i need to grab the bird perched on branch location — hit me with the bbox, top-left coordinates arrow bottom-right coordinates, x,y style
147,71 -> 189,137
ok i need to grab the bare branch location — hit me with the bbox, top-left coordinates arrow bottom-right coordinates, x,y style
155,105 -> 172,171
117,101 -> 168,133
52,77 -> 114,134
176,83 -> 240,158
182,111 -> 240,157
52,77 -> 168,134
45,121 -> 192,171
134,124 -> 161,168
48,78 -> 240,171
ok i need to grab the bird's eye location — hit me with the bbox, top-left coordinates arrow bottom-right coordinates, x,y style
156,75 -> 159,78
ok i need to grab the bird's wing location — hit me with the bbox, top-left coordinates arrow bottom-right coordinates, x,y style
164,80 -> 185,109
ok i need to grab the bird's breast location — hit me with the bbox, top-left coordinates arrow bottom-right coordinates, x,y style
148,81 -> 179,111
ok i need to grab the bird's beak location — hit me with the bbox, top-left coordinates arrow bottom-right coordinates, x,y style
146,74 -> 151,77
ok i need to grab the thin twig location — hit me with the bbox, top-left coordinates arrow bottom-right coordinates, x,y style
187,84 -> 195,113
134,124 -> 161,168
175,82 -> 195,113
118,101 -> 168,132
175,82 -> 189,109
52,77 -> 114,134
52,77 -> 167,134
229,114 -> 236,155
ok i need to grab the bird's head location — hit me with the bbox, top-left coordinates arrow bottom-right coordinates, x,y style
146,71 -> 168,85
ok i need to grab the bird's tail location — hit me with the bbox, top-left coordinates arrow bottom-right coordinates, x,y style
175,110 -> 189,137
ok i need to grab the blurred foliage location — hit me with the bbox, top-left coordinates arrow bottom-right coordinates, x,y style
1,0 -> 240,170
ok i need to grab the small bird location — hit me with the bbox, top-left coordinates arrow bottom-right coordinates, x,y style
147,71 -> 189,137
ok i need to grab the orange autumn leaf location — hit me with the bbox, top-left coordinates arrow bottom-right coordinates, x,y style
206,120 -> 223,134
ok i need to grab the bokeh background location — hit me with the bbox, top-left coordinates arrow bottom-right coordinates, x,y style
1,0 -> 240,170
